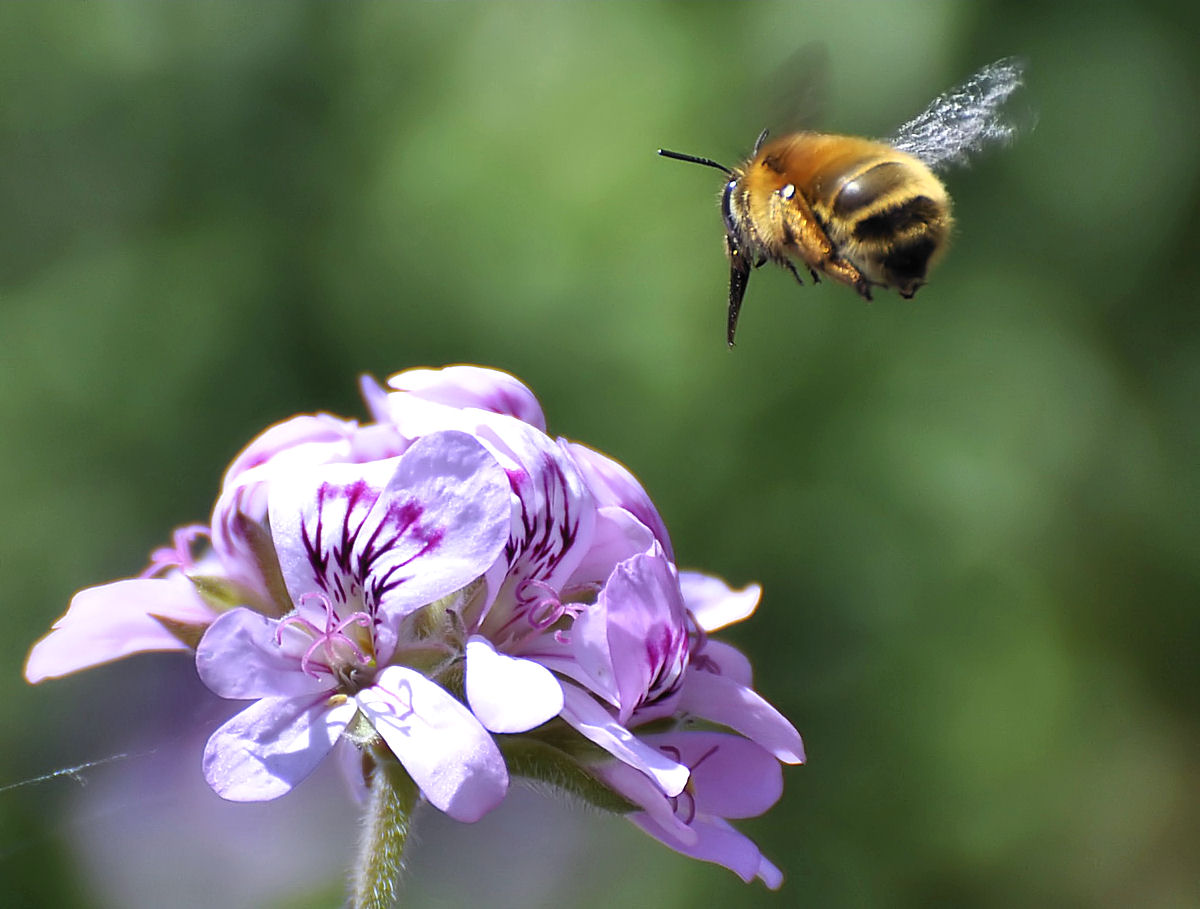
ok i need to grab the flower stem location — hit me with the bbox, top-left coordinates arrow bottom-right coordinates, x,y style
350,748 -> 419,909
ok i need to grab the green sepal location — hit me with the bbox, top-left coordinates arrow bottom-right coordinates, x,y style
234,513 -> 292,617
187,574 -> 260,613
498,734 -> 637,815
148,613 -> 209,650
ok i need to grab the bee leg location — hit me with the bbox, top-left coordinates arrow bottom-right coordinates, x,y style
808,268 -> 821,283
829,266 -> 873,301
725,236 -> 752,348
783,260 -> 805,286
773,190 -> 871,300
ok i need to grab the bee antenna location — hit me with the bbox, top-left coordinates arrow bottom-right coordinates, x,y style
657,148 -> 734,176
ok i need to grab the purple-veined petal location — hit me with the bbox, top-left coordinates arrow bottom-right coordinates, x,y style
472,418 -> 596,640
559,683 -> 689,797
268,457 -> 397,616
679,571 -> 761,632
268,431 -> 511,631
564,440 -> 673,561
364,432 -> 512,619
628,812 -> 782,889
690,638 -> 754,688
677,668 -> 805,765
464,635 -> 563,733
203,694 -> 356,802
479,417 -> 595,592
212,415 -> 403,602
196,608 -> 331,700
25,576 -> 214,683
357,666 -> 508,822
573,546 -> 689,723
384,365 -> 547,432
641,731 -> 783,819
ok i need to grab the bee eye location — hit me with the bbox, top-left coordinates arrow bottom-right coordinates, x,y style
721,181 -> 738,234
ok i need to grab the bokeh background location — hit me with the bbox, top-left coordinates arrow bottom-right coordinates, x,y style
2,2 -> 1197,907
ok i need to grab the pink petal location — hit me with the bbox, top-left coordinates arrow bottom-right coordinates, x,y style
357,666 -> 508,822
629,812 -> 781,888
464,635 -> 563,733
642,731 -> 783,818
367,432 -> 513,617
757,855 -> 785,890
567,590 -> 618,706
678,669 -> 805,764
211,415 -> 402,601
566,506 -> 656,590
588,758 -> 697,845
383,365 -> 547,432
692,639 -> 754,687
195,608 -> 330,700
203,695 -> 356,801
678,571 -> 761,631
574,547 -> 689,723
25,576 -> 213,683
559,683 -> 689,797
219,413 -> 362,491
565,441 -> 674,561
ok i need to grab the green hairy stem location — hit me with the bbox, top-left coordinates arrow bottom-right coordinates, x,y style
350,748 -> 419,909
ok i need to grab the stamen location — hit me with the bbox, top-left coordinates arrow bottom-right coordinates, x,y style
277,592 -> 375,682
516,578 -> 566,630
140,524 -> 211,578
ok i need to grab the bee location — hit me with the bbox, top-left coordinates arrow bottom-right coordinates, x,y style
659,57 -> 1026,346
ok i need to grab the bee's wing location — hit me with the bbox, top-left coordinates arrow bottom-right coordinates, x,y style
766,42 -> 832,133
888,57 -> 1027,173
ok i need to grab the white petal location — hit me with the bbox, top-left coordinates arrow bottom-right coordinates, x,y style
357,666 -> 508,822
464,635 -> 563,733
203,695 -> 355,802
678,571 -> 761,631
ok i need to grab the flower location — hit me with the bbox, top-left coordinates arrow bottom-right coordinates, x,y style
588,570 -> 804,887
198,431 -> 514,821
361,367 -> 803,880
25,364 -> 805,890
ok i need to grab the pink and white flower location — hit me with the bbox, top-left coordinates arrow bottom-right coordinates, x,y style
197,431 -> 513,821
25,364 -> 805,887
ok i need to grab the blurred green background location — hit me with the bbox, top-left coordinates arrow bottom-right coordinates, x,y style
2,2 -> 1197,907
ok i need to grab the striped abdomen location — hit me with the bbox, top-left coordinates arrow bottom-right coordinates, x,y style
763,133 -> 953,297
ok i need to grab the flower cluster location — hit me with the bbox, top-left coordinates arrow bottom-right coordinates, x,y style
26,365 -> 803,887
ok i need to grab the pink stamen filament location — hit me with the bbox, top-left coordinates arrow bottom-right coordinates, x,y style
277,592 -> 374,680
662,744 -> 721,825
514,578 -> 584,632
141,524 -> 211,578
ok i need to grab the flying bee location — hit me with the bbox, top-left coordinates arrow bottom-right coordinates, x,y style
659,57 -> 1026,346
